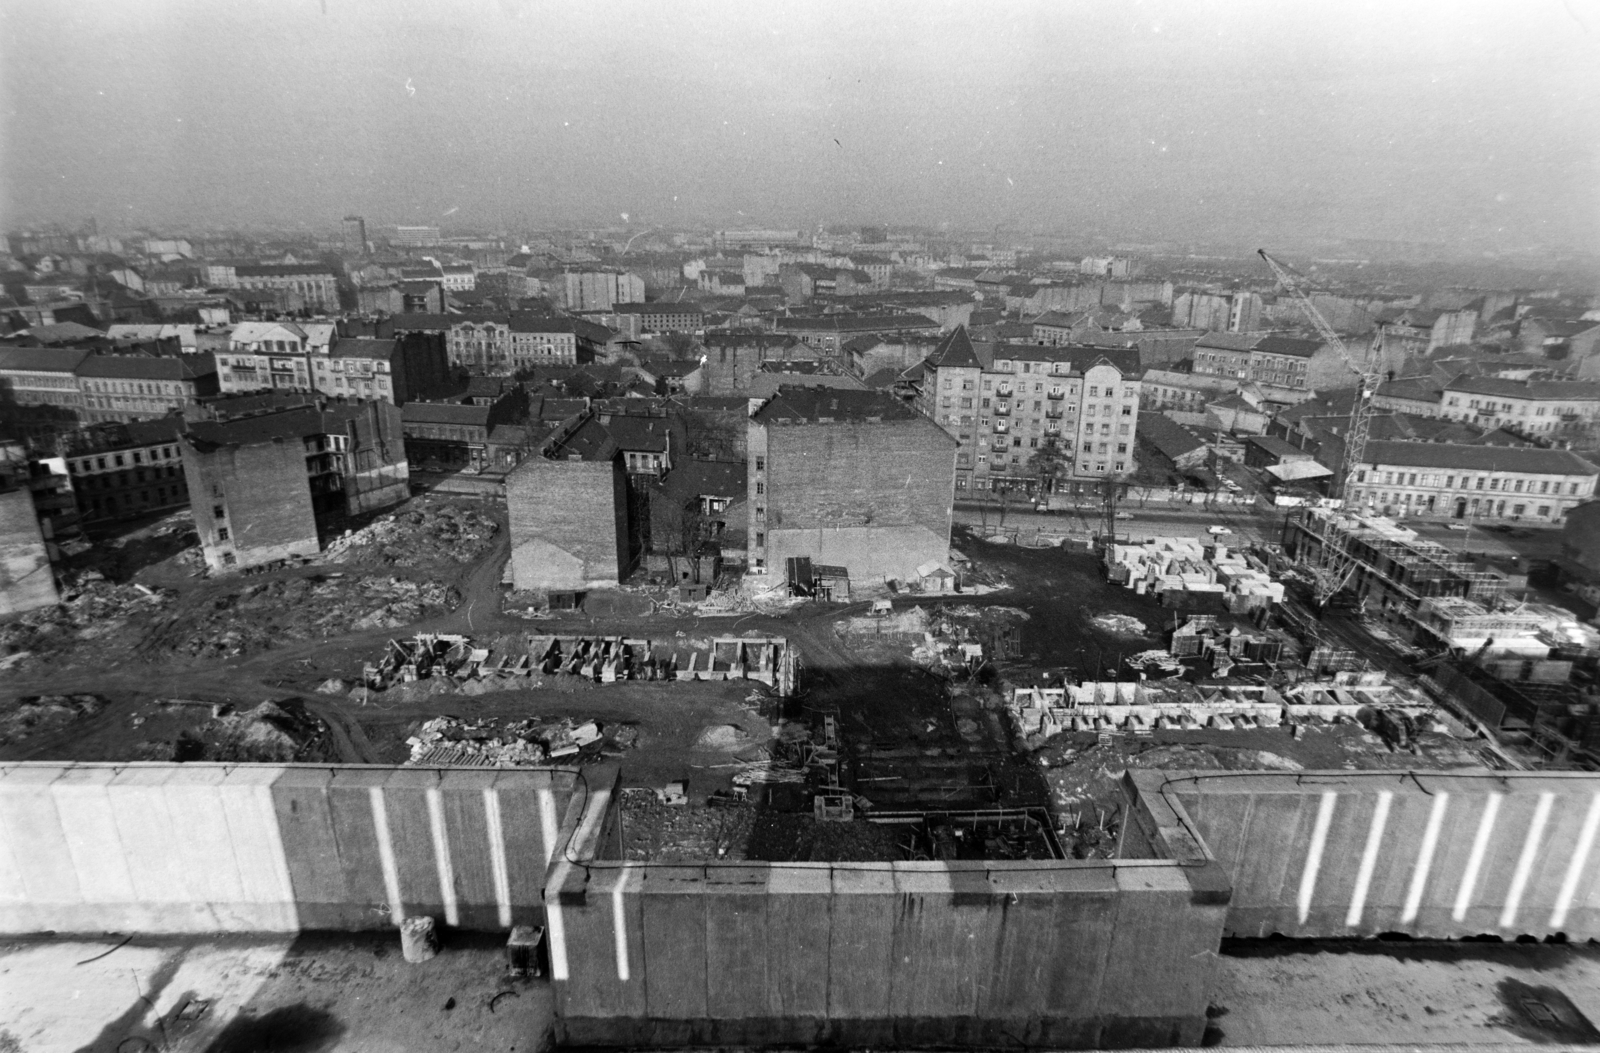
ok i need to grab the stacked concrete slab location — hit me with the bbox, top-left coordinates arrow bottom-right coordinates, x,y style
0,763 -> 579,934
547,767 -> 1232,1048
1164,770 -> 1600,940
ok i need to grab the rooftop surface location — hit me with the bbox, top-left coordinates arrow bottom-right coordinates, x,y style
7,932 -> 1597,1051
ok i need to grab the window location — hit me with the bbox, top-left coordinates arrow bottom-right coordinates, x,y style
1513,504 -> 1526,516
1539,505 -> 1551,516
1088,386 -> 1098,396
217,527 -> 230,541
755,532 -> 764,547
755,482 -> 764,495
213,505 -> 225,520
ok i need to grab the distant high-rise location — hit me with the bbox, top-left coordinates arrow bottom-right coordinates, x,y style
395,225 -> 441,248
342,215 -> 368,256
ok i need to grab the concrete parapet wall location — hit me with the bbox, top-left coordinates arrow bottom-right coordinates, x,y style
0,763 -> 579,935
1163,770 -> 1600,940
548,768 -> 1231,1048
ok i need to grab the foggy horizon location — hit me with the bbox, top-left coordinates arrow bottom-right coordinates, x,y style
3,0 -> 1598,254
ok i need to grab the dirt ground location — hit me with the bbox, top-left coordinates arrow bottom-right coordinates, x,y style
1210,940 -> 1600,1046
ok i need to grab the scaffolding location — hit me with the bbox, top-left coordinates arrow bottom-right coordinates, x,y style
1285,507 -> 1508,610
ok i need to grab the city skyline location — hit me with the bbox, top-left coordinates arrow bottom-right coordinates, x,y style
2,0 -> 1597,253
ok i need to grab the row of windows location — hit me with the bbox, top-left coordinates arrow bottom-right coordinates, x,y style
1351,491 -> 1558,519
1355,468 -> 1584,496
76,464 -> 183,489
70,445 -> 181,474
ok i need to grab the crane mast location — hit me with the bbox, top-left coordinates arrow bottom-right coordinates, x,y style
1257,250 -> 1387,608
1256,250 -> 1383,503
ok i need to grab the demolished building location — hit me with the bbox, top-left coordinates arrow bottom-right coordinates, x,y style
180,399 -> 410,572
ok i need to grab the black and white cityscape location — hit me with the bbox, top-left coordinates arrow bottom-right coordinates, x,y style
1,2 -> 1599,1050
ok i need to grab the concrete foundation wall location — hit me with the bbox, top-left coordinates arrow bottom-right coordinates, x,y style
548,768 -> 1231,1049
1166,770 -> 1600,940
0,763 -> 578,935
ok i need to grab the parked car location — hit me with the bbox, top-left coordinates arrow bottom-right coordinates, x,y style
1207,525 -> 1232,535
1446,523 -> 1470,532
1114,511 -> 1134,520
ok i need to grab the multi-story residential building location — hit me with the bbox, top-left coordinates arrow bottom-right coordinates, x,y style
1378,307 -> 1478,354
1191,332 -> 1255,380
1371,378 -> 1446,417
390,312 -> 601,370
558,270 -> 645,311
181,400 -> 409,572
218,321 -> 316,394
63,417 -> 189,523
1246,335 -> 1321,389
0,347 -> 89,412
1439,377 -> 1600,434
1346,441 -> 1597,523
607,302 -> 703,334
76,354 -> 219,423
916,327 -> 1142,492
439,263 -> 475,291
230,264 -> 339,310
747,386 -> 956,583
308,335 -> 450,406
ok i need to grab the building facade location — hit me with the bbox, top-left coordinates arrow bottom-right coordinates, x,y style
231,264 -> 338,310
1347,441 -> 1598,523
1439,377 -> 1600,435
63,418 -> 189,523
75,355 -> 217,423
916,328 -> 1142,492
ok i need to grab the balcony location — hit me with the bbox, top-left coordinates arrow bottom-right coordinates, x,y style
994,402 -> 1011,416
996,384 -> 1013,397
1045,408 -> 1064,419
1046,389 -> 1065,400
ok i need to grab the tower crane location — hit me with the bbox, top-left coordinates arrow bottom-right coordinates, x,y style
1258,250 -> 1386,608
1257,250 -> 1385,502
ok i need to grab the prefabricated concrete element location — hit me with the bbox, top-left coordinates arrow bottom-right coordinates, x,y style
1162,769 -> 1600,940
0,762 -> 581,935
546,766 -> 1231,1049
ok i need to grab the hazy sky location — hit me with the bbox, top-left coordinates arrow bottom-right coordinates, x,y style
2,0 -> 1597,251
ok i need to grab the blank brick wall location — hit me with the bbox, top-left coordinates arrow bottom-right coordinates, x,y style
508,457 -> 628,589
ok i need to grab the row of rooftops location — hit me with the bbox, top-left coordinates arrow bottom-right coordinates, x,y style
0,344 -> 216,381
923,326 -> 1140,376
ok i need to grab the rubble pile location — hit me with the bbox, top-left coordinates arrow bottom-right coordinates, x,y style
324,504 -> 500,567
168,576 -> 458,658
0,693 -> 108,747
193,700 -> 327,763
405,715 -> 630,767
1091,613 -> 1149,636
0,583 -> 173,668
360,632 -> 794,694
72,513 -> 200,582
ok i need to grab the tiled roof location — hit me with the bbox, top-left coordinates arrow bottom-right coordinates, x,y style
235,264 -> 335,278
1194,332 -> 1259,352
989,342 -> 1140,375
1137,412 -> 1207,460
1360,440 -> 1598,476
926,326 -> 982,368
1253,336 -> 1322,358
77,354 -> 192,380
402,402 -> 491,426
752,386 -> 927,425
329,337 -> 398,361
611,302 -> 703,316
775,313 -> 937,332
1445,376 -> 1600,400
0,346 -> 90,372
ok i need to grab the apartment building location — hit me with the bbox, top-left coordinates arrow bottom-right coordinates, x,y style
0,347 -> 89,412
1439,377 -> 1600,435
1347,441 -> 1598,524
76,354 -> 218,423
181,400 -> 409,572
607,302 -> 704,334
390,312 -> 601,370
217,321 -> 316,394
63,417 -> 189,523
230,264 -> 339,310
916,327 -> 1142,492
308,335 -> 450,406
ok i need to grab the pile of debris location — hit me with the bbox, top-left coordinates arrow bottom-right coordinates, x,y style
0,583 -> 173,669
191,700 -> 327,763
1091,613 -> 1149,637
0,693 -> 108,746
166,576 -> 459,659
360,632 -> 795,694
323,503 -> 500,567
405,715 -> 631,767
71,512 -> 200,582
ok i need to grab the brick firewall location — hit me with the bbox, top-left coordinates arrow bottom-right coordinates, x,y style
758,416 -> 955,582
